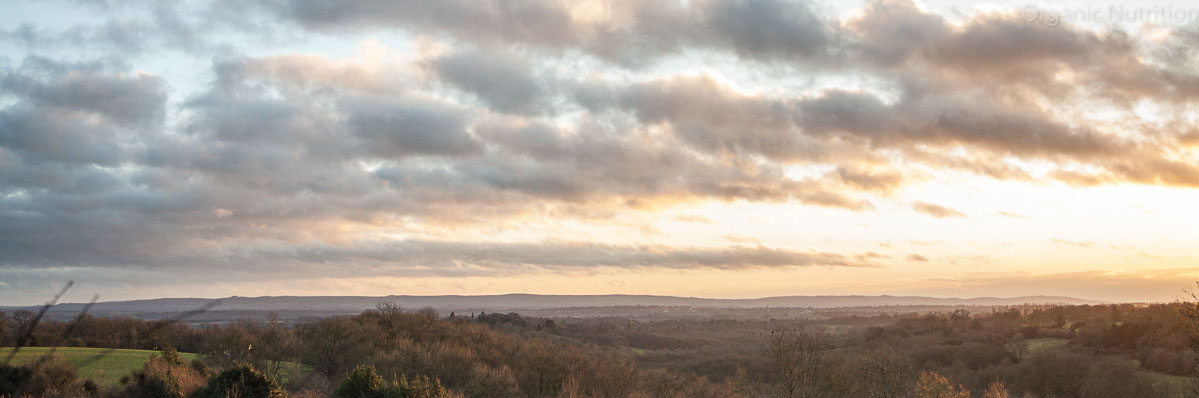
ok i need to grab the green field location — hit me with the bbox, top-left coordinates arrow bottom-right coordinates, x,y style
1,347 -> 198,387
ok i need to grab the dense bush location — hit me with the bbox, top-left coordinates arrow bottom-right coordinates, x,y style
334,365 -> 456,398
0,356 -> 95,398
115,348 -> 207,398
193,365 -> 285,398
914,371 -> 971,398
0,362 -> 32,395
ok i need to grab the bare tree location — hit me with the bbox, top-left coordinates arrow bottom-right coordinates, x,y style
766,327 -> 824,398
1179,282 -> 1199,396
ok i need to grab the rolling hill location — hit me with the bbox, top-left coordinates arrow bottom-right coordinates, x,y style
5,293 -> 1102,322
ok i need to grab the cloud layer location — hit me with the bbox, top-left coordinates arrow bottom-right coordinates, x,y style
2,0 -> 1198,301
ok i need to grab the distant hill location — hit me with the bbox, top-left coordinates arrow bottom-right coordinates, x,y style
4,294 -> 1103,321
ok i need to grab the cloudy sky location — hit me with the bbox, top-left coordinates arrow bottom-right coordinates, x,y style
2,0 -> 1199,305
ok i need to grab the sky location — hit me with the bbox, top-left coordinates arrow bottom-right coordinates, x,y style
1,0 -> 1198,306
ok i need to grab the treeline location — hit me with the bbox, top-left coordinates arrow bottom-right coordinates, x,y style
1,306 -> 731,397
0,309 -> 202,351
3,302 -> 1199,397
854,305 -> 1197,398
513,304 -> 1199,398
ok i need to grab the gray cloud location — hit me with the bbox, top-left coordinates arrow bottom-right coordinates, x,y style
1,53 -> 879,277
906,254 -> 929,262
271,0 -> 578,45
849,0 -> 1101,71
2,21 -> 149,54
426,46 -> 550,115
574,75 -> 838,162
795,88 -> 1124,158
849,0 -> 1199,107
912,201 -> 966,218
1,2 -> 238,56
0,107 -> 126,166
827,167 -> 904,193
344,95 -> 483,158
1,58 -> 165,126
259,0 -> 837,66
0,240 -> 874,304
705,0 -> 835,61
257,240 -> 877,272
0,235 -> 874,277
0,57 -> 164,184
570,70 -> 1182,191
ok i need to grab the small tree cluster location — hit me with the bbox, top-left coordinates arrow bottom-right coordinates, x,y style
333,365 -> 456,398
193,364 -> 286,398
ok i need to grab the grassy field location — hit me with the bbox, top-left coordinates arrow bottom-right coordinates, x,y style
1,347 -> 198,387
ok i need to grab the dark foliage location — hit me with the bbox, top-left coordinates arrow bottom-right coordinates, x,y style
193,365 -> 285,398
6,301 -> 1199,397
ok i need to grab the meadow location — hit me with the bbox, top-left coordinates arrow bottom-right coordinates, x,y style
2,347 -> 198,387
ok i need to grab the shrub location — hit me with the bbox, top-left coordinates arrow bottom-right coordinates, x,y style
0,362 -> 33,396
333,365 -> 457,398
116,350 -> 207,398
334,365 -> 384,398
0,356 -> 91,398
914,371 -> 970,398
981,380 -> 1010,398
194,364 -> 285,398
